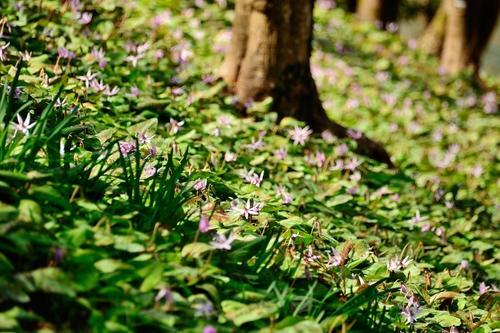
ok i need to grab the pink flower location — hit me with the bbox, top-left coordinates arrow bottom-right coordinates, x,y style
479,282 -> 490,295
199,215 -> 211,233
288,126 -> 312,145
143,166 -> 156,178
347,128 -> 362,140
275,186 -> 292,204
77,12 -> 92,24
274,148 -> 288,160
321,130 -> 335,143
119,141 -> 135,156
203,326 -> 217,333
193,179 -> 207,191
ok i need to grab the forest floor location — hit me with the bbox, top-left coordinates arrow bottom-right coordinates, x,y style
0,1 -> 498,332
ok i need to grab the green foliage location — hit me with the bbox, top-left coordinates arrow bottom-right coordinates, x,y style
0,0 -> 498,332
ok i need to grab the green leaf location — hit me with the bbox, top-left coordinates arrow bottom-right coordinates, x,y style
30,267 -> 75,297
222,300 -> 278,326
17,199 -> 42,224
181,243 -> 212,258
95,259 -> 128,273
140,264 -> 164,292
433,312 -> 461,328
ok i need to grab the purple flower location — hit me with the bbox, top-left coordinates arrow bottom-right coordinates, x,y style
274,148 -> 288,160
460,260 -> 469,270
57,47 -> 76,59
401,304 -> 420,324
399,284 -> 421,324
448,327 -> 459,333
347,128 -> 362,140
210,232 -> 235,250
288,126 -> 312,146
155,287 -> 173,302
91,47 -> 107,67
199,215 -> 211,233
54,247 -> 64,263
245,133 -> 266,150
137,132 -> 153,145
119,141 -> 135,156
90,78 -> 106,92
13,113 -> 36,135
194,179 -> 208,191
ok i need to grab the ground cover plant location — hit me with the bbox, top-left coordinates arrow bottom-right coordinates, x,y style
0,0 -> 498,332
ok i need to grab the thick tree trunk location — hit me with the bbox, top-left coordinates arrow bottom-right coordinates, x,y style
440,0 -> 500,75
419,1 -> 446,56
440,0 -> 468,74
356,0 -> 399,28
221,0 -> 393,167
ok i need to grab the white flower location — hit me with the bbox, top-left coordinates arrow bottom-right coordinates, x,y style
327,248 -> 343,267
224,151 -> 237,162
210,232 -> 235,250
0,42 -> 10,62
12,113 -> 36,135
230,199 -> 263,219
77,69 -> 97,88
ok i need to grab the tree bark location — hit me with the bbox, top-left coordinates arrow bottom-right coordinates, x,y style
221,0 -> 394,167
440,0 -> 468,74
419,1 -> 446,56
440,0 -> 500,75
356,0 -> 400,28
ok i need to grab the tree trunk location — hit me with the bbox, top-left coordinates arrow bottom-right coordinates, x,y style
221,0 -> 393,167
419,1 -> 446,56
440,0 -> 468,74
356,0 -> 399,28
357,0 -> 383,22
440,0 -> 500,75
